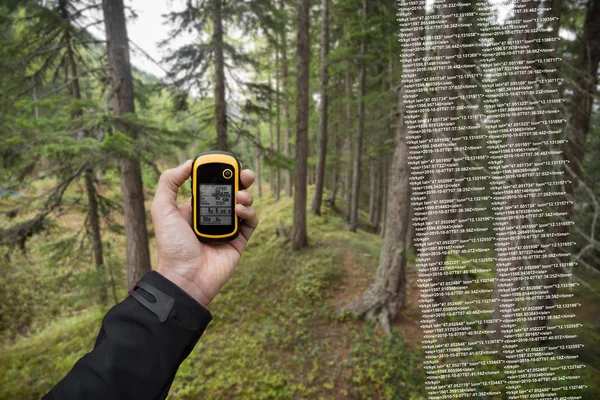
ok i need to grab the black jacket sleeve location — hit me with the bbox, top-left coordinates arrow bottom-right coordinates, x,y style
42,271 -> 212,400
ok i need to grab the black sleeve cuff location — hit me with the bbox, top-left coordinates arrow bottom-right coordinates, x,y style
134,271 -> 213,332
43,272 -> 214,400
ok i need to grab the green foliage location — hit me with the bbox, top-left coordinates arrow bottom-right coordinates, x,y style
347,325 -> 426,399
100,131 -> 136,158
0,309 -> 104,399
0,242 -> 99,344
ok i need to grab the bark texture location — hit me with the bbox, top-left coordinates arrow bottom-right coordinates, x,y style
348,0 -> 367,232
422,0 -> 458,302
380,153 -> 389,237
368,158 -> 378,225
344,21 -> 352,222
491,0 -> 541,340
275,49 -> 281,202
269,73 -> 275,193
279,0 -> 292,197
291,0 -> 310,250
103,0 -> 152,287
311,0 -> 330,215
211,0 -> 228,151
344,84 -> 410,334
255,125 -> 263,197
327,97 -> 342,207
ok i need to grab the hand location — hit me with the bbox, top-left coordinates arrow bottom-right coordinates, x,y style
150,160 -> 259,307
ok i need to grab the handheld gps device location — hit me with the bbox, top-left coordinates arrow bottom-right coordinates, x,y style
191,151 -> 241,242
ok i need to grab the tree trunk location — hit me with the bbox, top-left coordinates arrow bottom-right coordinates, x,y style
102,0 -> 152,287
33,87 -> 39,119
368,158 -> 377,225
275,49 -> 281,202
528,0 -> 567,331
344,137 -> 352,223
64,26 -> 107,305
84,166 -> 107,304
291,0 -> 310,250
380,153 -> 389,237
311,0 -> 329,216
211,0 -> 228,151
279,0 -> 293,197
349,0 -> 367,232
563,0 -> 600,231
269,73 -> 275,193
343,83 -> 410,335
344,21 -> 353,222
373,157 -> 383,231
255,125 -> 263,197
529,0 -> 600,331
490,0 -> 542,340
420,0 -> 459,303
407,192 -> 417,253
327,97 -> 341,207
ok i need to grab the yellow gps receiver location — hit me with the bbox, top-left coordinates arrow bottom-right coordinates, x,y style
191,151 -> 241,242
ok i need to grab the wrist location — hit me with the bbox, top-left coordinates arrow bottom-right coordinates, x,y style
156,266 -> 211,307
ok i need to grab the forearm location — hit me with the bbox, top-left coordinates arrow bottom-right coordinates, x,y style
43,271 -> 212,400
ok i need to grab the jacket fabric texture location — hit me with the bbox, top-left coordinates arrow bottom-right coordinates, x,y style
42,271 -> 212,400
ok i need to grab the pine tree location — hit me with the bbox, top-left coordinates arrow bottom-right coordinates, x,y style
311,0 -> 330,216
291,0 -> 310,250
0,0 -> 109,302
102,0 -> 152,287
163,0 -> 281,151
348,0 -> 367,232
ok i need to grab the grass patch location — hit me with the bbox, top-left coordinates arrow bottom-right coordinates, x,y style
1,186 -> 426,399
0,309 -> 104,399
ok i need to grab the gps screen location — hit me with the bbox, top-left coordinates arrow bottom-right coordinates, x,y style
199,184 -> 232,225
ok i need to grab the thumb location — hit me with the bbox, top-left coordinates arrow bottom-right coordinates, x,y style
152,160 -> 193,215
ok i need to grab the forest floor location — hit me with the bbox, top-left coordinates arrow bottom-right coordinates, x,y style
2,181 -> 600,399
0,183 -> 426,400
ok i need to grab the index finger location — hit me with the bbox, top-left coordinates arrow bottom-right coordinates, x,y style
240,169 -> 255,189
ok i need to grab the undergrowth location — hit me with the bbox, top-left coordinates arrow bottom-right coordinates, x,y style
1,187 -> 427,399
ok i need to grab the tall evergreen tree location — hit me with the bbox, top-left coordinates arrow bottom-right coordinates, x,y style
348,0 -> 367,232
490,0 -> 542,339
163,0 -> 281,150
211,0 -> 228,151
102,0 -> 152,287
544,0 -> 600,328
343,0 -> 416,333
61,0 -> 107,304
291,0 -> 310,250
0,0 -> 109,302
311,0 -> 330,216
279,0 -> 293,198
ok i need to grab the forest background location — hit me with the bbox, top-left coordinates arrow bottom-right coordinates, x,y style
1,0 -> 599,399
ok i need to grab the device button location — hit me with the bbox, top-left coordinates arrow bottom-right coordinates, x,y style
223,169 -> 233,179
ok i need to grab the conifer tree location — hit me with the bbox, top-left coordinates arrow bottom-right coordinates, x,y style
291,0 -> 310,250
163,0 -> 281,150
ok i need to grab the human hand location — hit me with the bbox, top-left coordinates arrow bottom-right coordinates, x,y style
151,160 -> 259,307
